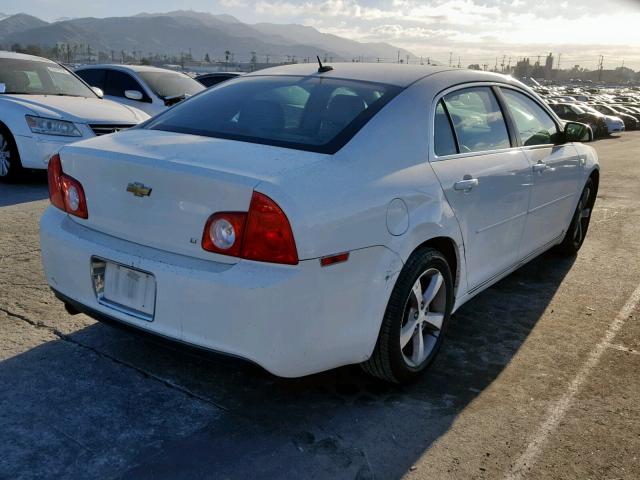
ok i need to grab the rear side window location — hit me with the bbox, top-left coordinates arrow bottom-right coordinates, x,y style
442,87 -> 510,153
501,89 -> 559,146
145,75 -> 401,154
434,101 -> 458,156
105,70 -> 150,102
77,69 -> 106,90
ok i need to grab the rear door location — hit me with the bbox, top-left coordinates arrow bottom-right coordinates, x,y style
498,88 -> 581,257
429,86 -> 532,291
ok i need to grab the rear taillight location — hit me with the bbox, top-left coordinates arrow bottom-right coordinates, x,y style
47,154 -> 88,219
202,192 -> 298,265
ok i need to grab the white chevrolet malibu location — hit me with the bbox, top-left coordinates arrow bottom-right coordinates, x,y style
40,64 -> 599,383
0,51 -> 149,181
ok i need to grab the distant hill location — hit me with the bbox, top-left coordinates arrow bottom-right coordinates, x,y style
0,10 -> 415,63
0,13 -> 48,37
253,23 -> 412,63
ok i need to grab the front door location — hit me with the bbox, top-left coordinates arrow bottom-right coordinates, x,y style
498,88 -> 582,257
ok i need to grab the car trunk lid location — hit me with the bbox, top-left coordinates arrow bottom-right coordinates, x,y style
59,129 -> 322,263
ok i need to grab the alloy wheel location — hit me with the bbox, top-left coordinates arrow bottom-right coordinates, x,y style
0,134 -> 11,177
572,186 -> 592,246
400,268 -> 447,367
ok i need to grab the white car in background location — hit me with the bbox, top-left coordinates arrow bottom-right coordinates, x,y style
75,65 -> 205,117
40,64 -> 599,383
0,51 -> 149,181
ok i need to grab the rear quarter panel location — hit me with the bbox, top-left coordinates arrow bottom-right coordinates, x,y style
256,79 -> 466,292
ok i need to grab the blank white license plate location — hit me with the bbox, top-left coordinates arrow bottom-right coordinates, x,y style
103,263 -> 156,317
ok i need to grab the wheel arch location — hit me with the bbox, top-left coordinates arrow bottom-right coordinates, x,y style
407,235 -> 461,298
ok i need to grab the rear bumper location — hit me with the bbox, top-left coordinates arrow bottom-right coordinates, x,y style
40,207 -> 402,377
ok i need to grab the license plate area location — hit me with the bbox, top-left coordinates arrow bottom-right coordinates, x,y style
91,257 -> 156,322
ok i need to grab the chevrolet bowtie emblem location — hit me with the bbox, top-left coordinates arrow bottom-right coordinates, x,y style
126,182 -> 152,197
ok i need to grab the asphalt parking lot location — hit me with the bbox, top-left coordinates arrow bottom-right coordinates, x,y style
1,133 -> 639,480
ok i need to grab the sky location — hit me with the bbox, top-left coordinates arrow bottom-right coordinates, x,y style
3,0 -> 640,69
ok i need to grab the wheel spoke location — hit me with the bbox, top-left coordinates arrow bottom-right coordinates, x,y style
575,214 -> 583,242
411,279 -> 423,306
423,272 -> 443,305
424,311 -> 444,331
411,330 -> 425,364
400,312 -> 419,348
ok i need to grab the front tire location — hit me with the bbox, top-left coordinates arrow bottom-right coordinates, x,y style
362,247 -> 454,384
556,177 -> 596,255
0,127 -> 24,183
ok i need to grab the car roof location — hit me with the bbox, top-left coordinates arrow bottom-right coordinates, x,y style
76,64 -> 184,74
242,63 -> 484,88
247,63 -> 539,91
0,50 -> 57,63
196,72 -> 241,78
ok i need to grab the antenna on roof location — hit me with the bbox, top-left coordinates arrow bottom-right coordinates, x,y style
317,55 -> 333,73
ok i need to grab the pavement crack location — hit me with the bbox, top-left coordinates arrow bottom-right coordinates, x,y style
0,248 -> 41,263
0,306 -> 230,413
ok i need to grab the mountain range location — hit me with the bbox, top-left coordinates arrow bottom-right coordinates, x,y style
0,11 -> 415,63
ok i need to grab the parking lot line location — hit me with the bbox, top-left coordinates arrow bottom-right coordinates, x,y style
505,281 -> 640,480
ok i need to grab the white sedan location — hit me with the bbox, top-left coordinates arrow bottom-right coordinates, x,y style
75,65 -> 205,117
40,64 -> 599,383
0,51 -> 149,181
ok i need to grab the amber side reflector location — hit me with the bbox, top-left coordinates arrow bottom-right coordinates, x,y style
320,252 -> 350,267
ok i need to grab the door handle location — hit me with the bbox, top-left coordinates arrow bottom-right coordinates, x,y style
453,178 -> 479,191
532,161 -> 549,173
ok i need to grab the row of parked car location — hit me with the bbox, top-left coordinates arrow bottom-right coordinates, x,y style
533,85 -> 640,139
0,51 -> 241,180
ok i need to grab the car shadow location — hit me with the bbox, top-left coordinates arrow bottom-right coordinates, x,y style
0,251 -> 575,479
0,172 -> 48,207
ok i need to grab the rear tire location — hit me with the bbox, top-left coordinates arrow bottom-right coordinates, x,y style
556,177 -> 596,255
0,126 -> 24,183
361,247 -> 454,384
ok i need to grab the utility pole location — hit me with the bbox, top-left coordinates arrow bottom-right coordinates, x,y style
557,53 -> 561,70
449,52 -> 453,67
458,56 -> 461,68
598,55 -> 604,82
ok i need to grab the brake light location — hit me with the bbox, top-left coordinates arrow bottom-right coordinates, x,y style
202,192 -> 298,265
47,154 -> 88,219
47,154 -> 64,210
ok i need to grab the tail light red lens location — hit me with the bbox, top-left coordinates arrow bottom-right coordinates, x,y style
47,154 -> 64,211
47,154 -> 88,219
202,192 -> 298,265
241,192 -> 298,265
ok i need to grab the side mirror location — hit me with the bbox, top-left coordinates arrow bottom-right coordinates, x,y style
124,90 -> 144,101
564,121 -> 593,143
91,87 -> 104,98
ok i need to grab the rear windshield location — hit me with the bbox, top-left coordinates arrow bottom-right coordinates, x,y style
144,75 -> 401,154
137,71 -> 204,98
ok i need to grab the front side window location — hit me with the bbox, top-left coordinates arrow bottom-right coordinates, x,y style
442,87 -> 510,153
145,75 -> 401,154
501,89 -> 559,146
0,59 -> 96,97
